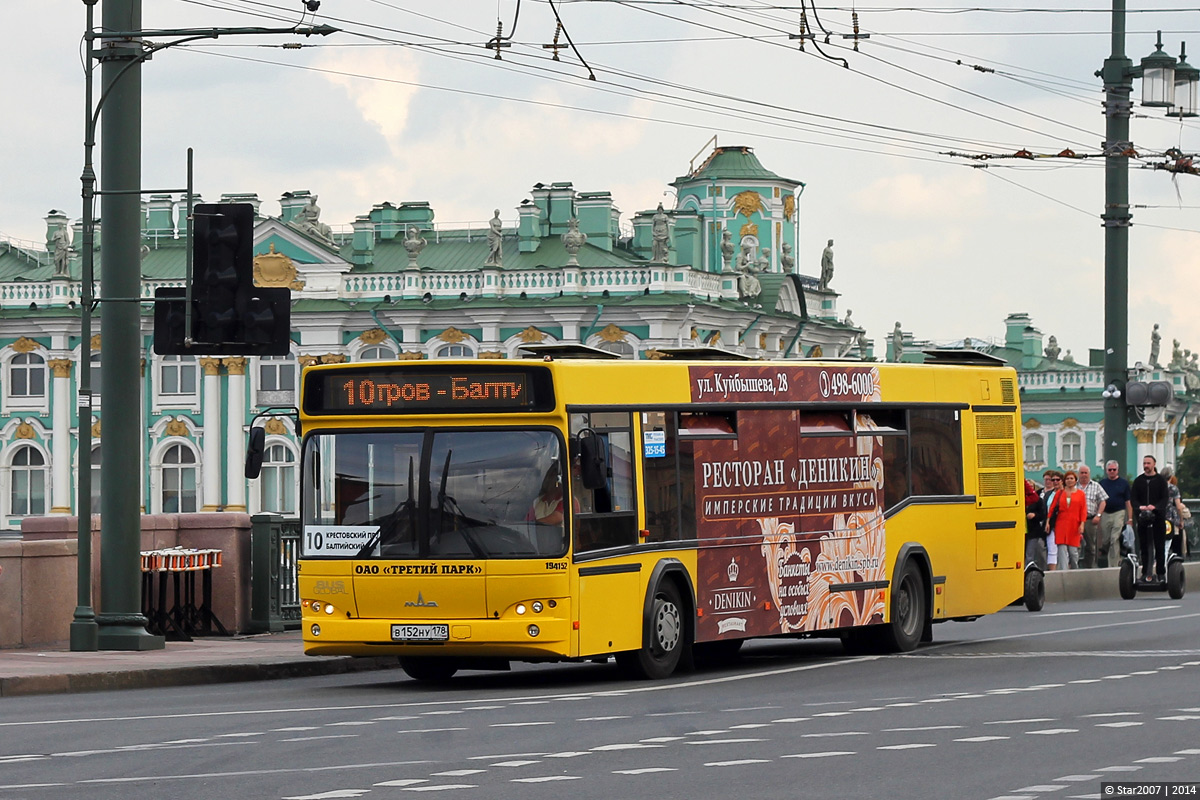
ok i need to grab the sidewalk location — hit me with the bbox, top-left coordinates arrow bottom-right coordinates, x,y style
0,630 -> 398,698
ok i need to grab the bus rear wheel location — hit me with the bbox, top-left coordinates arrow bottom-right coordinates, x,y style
880,561 -> 926,653
399,657 -> 458,683
617,581 -> 685,679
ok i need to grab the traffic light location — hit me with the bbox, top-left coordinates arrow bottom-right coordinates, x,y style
1124,379 -> 1174,424
153,203 -> 291,356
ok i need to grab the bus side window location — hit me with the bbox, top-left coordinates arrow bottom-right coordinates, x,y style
641,411 -> 681,543
571,412 -> 638,553
910,408 -> 964,496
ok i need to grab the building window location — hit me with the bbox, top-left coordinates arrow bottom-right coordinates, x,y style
161,443 -> 198,513
594,339 -> 636,359
10,446 -> 47,517
258,355 -> 296,392
260,443 -> 297,514
91,444 -> 102,510
10,353 -> 46,398
1024,433 -> 1044,463
1061,430 -> 1082,463
159,355 -> 198,396
359,346 -> 394,362
435,344 -> 474,358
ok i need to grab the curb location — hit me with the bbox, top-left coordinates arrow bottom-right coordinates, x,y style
1043,560 -> 1195,604
0,655 -> 400,698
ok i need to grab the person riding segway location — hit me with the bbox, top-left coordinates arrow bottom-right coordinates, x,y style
1119,456 -> 1186,600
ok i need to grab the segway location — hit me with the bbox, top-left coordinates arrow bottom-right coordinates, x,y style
1023,560 -> 1045,611
1119,516 -> 1186,600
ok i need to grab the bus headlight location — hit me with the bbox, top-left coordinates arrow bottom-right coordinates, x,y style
516,604 -> 527,615
324,604 -> 335,615
310,623 -> 321,637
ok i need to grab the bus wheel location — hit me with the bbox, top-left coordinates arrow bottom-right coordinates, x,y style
618,581 -> 685,679
881,561 -> 926,653
1167,559 -> 1186,600
839,628 -> 881,656
399,657 -> 458,683
1023,570 -> 1045,612
1118,559 -> 1137,600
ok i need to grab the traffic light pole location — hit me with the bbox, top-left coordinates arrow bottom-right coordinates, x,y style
1101,0 -> 1133,476
78,4 -> 334,650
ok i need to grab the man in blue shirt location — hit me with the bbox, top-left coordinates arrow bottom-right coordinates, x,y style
1098,459 -> 1133,568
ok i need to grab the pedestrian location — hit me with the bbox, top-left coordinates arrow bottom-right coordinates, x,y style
1098,459 -> 1133,567
1077,465 -> 1109,568
1024,478 -> 1048,571
1048,470 -> 1087,569
1160,466 -> 1186,557
1131,455 -> 1169,581
1040,470 -> 1061,570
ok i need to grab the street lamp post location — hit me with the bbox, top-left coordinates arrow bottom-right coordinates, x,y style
1099,4 -> 1197,476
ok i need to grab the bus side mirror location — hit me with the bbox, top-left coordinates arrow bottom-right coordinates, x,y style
245,426 -> 266,479
578,429 -> 607,490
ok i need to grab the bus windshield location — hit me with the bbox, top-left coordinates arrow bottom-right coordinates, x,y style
302,428 -> 567,559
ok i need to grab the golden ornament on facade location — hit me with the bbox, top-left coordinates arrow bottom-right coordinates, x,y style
732,191 -> 764,218
15,422 -> 35,439
359,328 -> 388,345
199,357 -> 222,376
518,326 -> 547,343
705,331 -> 722,345
397,351 -> 425,360
91,334 -> 102,351
253,243 -> 306,291
759,332 -> 767,349
1024,418 -> 1042,429
12,337 -> 43,353
438,326 -> 467,344
320,353 -> 348,364
645,349 -> 665,360
739,222 -> 758,239
783,195 -> 795,221
1133,429 -> 1154,444
297,355 -> 320,367
1061,417 -> 1079,428
222,357 -> 247,375
598,323 -> 628,343
478,350 -> 505,359
92,420 -> 102,438
48,358 -> 72,378
264,418 -> 288,436
164,418 -> 189,437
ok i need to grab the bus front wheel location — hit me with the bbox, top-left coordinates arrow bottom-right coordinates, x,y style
399,657 -> 458,683
617,581 -> 685,679
880,561 -> 926,653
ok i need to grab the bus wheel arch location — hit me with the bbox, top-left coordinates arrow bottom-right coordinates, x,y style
884,545 -> 932,653
617,559 -> 694,679
398,656 -> 459,683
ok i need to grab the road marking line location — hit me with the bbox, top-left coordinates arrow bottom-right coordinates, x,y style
1175,749 -> 1200,755
781,751 -> 856,758
883,725 -> 962,732
283,791 -> 371,799
577,716 -> 630,722
641,737 -> 685,743
686,739 -> 768,745
396,728 -> 468,734
1136,756 -> 1184,763
403,785 -> 477,792
375,779 -> 428,786
1159,715 -> 1200,721
770,718 -> 810,723
490,760 -> 542,767
591,743 -> 665,751
1054,775 -> 1102,781
1025,729 -> 1078,735
730,723 -> 772,729
281,735 -> 360,742
326,722 -> 375,727
801,731 -> 869,738
544,752 -> 591,758
431,770 -> 485,777
511,776 -> 581,783
1082,711 -> 1140,717
1095,766 -> 1143,772
1015,786 -> 1068,792
986,718 -> 1057,725
850,707 -> 886,712
1095,722 -> 1143,728
705,759 -> 772,767
615,768 -> 677,774
489,722 -> 554,728
877,743 -> 937,750
956,736 -> 1009,743
421,710 -> 464,716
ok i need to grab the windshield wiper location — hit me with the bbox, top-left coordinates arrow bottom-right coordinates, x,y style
434,449 -> 487,558
356,455 -> 417,558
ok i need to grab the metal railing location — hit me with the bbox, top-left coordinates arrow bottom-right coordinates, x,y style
248,514 -> 301,632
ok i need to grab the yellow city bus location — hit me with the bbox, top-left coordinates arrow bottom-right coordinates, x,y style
288,347 -> 1025,681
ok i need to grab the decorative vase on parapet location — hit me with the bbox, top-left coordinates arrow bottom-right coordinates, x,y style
562,217 -> 587,266
403,226 -> 427,268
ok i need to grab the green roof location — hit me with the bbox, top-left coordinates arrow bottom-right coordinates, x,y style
676,146 -> 796,184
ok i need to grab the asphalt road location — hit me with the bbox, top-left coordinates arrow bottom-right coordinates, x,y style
2,594 -> 1199,800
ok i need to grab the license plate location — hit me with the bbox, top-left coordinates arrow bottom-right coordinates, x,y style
391,624 -> 449,642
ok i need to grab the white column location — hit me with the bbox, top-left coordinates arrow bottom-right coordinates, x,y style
200,357 -> 222,511
224,357 -> 248,511
49,358 -> 73,514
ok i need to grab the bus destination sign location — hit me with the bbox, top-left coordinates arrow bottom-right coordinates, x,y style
305,367 -> 554,415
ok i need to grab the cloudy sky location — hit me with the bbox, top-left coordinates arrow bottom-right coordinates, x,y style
3,0 -> 1199,359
